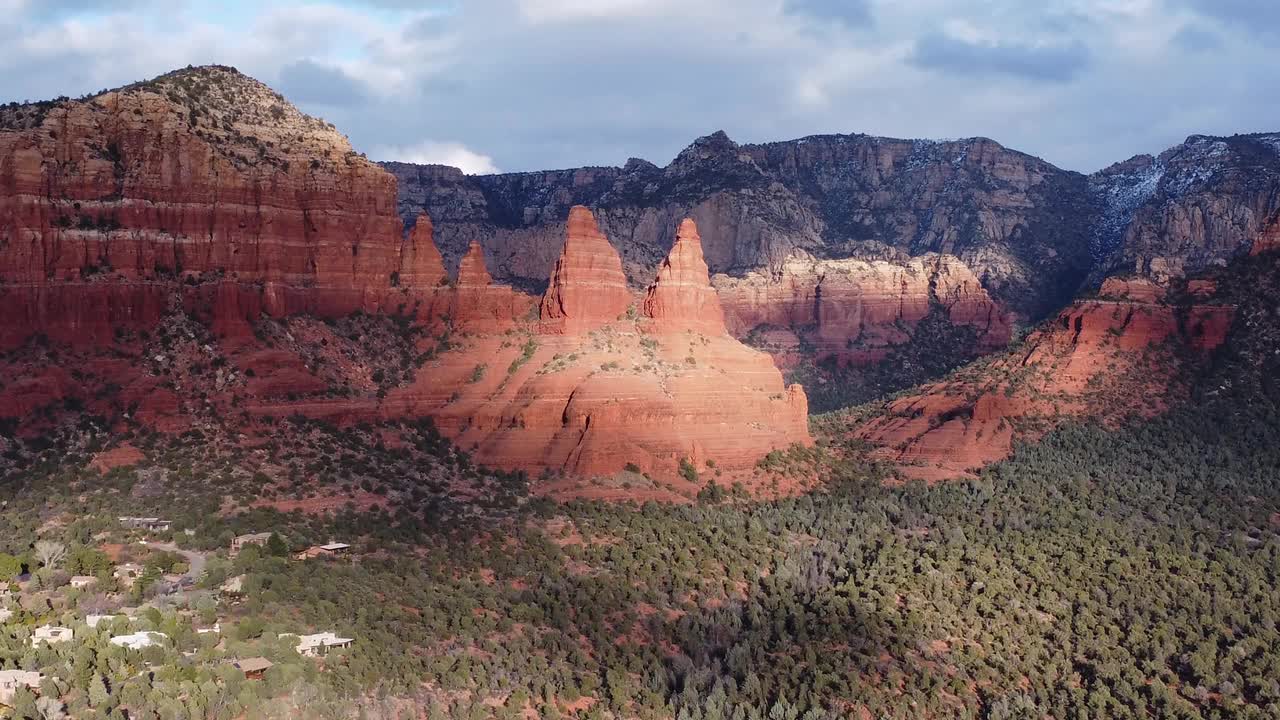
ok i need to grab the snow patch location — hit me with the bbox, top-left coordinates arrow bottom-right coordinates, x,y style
1089,161 -> 1164,263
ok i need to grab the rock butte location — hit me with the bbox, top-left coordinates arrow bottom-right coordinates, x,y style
0,77 -> 809,492
0,70 -> 450,349
383,216 -> 811,489
851,277 -> 1235,482
539,206 -> 632,335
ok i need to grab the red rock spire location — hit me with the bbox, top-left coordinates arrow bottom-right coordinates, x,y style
643,218 -> 726,335
456,240 -> 493,288
540,206 -> 632,334
398,212 -> 447,288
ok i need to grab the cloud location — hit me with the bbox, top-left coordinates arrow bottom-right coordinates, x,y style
909,32 -> 1091,83
783,0 -> 871,26
516,0 -> 684,23
1182,0 -> 1280,39
370,140 -> 501,174
277,59 -> 368,106
1172,25 -> 1221,52
0,0 -> 1277,175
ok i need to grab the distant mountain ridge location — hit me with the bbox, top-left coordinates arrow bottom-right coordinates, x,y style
384,129 -> 1280,317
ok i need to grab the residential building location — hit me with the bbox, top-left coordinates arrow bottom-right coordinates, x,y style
231,657 -> 274,680
30,625 -> 73,647
86,614 -> 120,629
115,563 -> 143,587
0,670 -> 44,706
118,517 -> 172,532
109,631 -> 168,650
294,542 -> 351,560
69,575 -> 98,589
230,532 -> 273,557
293,631 -> 354,657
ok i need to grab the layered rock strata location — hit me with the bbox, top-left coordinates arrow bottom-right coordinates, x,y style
851,277 -> 1234,481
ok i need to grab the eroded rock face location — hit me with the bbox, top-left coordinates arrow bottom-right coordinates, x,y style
384,330 -> 810,485
539,206 -> 632,334
715,254 -> 1012,366
851,290 -> 1235,481
0,66 -> 414,348
382,131 -> 1098,321
449,241 -> 534,334
643,219 -> 727,335
398,213 -> 448,289
379,217 -> 810,487
1095,133 -> 1280,281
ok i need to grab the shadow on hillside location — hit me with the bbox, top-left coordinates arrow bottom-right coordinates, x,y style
567,561 -> 957,718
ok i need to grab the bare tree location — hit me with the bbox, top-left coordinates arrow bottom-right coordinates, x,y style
33,541 -> 66,571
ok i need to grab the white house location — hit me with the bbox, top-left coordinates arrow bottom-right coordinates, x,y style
109,631 -> 168,650
0,670 -> 44,705
69,575 -> 98,589
196,622 -> 221,635
86,614 -> 121,629
118,517 -> 172,532
293,631 -> 354,657
0,608 -> 13,624
30,625 -> 73,647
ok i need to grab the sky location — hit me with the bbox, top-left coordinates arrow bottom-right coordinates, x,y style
0,0 -> 1276,175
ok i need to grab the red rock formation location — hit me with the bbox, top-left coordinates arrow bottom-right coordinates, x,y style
0,69 -> 813,498
448,241 -> 535,333
398,212 -> 447,289
539,206 -> 632,334
1099,276 -> 1166,303
379,219 -> 811,491
643,219 -> 727,335
715,254 -> 1012,365
0,67 -> 406,350
384,331 -> 810,486
852,291 -> 1235,481
0,282 -> 169,348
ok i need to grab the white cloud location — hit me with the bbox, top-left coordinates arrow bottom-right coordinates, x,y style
0,0 -> 1276,174
369,141 -> 501,175
516,0 -> 684,23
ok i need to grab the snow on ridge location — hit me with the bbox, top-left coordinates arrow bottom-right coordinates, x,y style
1089,160 -> 1165,263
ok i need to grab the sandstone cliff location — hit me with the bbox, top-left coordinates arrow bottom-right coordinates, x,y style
714,253 -> 1011,367
847,276 -> 1235,481
643,219 -> 727,335
0,66 -> 442,349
